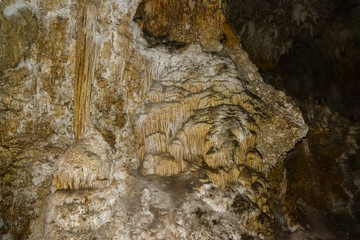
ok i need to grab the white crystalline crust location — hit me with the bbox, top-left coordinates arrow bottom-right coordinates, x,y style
3,2 -> 29,19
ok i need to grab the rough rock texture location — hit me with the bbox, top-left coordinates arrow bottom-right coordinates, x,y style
133,0 -> 237,51
223,0 -> 360,238
225,0 -> 294,71
225,0 -> 360,120
134,45 -> 306,182
0,0 -> 358,240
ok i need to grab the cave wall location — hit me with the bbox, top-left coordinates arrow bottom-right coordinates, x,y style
225,0 -> 360,120
224,0 -> 360,238
0,0 -> 359,239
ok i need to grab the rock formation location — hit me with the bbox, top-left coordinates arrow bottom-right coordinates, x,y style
0,0 -> 359,239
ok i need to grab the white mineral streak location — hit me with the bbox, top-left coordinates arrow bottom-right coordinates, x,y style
3,2 -> 29,19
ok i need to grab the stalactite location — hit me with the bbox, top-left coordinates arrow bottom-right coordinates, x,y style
236,140 -> 248,165
53,1 -> 113,191
135,60 -> 265,185
168,138 -> 185,161
204,149 -> 233,169
246,131 -> 257,149
182,122 -> 212,160
143,59 -> 153,97
144,132 -> 167,153
135,98 -> 200,151
246,149 -> 263,172
74,1 -> 99,140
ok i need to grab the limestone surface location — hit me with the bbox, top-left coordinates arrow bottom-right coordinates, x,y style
7,0 -> 356,240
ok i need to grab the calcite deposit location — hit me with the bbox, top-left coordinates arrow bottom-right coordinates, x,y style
1,0 -> 359,240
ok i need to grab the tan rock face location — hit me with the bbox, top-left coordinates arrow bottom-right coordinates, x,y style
1,0 -> 309,239
134,45 -> 306,187
0,3 -> 38,74
134,0 -> 239,50
128,40 -> 306,238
